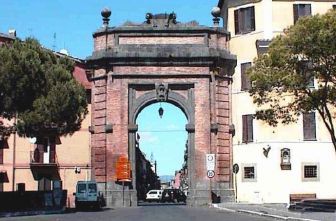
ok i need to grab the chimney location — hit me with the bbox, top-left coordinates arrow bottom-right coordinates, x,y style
8,29 -> 16,38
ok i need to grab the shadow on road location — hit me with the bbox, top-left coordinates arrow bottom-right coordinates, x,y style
65,207 -> 114,213
138,201 -> 187,207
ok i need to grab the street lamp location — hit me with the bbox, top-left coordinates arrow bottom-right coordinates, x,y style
158,107 -> 164,118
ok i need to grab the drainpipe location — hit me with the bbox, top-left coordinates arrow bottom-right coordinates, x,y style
12,115 -> 17,191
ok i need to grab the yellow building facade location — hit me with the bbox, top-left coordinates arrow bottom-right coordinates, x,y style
219,0 -> 336,203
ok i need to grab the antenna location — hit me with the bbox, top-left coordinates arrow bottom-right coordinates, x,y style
52,33 -> 57,51
150,152 -> 154,163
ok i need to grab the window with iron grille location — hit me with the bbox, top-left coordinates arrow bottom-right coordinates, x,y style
242,164 -> 257,182
241,62 -> 252,91
302,163 -> 319,181
293,4 -> 311,24
304,165 -> 317,178
303,112 -> 316,141
234,6 -> 255,35
242,114 -> 253,143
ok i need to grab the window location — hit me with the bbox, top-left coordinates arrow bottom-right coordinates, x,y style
302,163 -> 319,181
38,178 -> 51,191
242,114 -> 253,143
242,164 -> 257,182
304,166 -> 317,178
293,4 -> 311,24
303,112 -> 316,141
241,62 -> 252,91
86,89 -> 92,104
0,148 -> 3,164
234,6 -> 255,35
298,61 -> 314,88
333,5 -> 336,10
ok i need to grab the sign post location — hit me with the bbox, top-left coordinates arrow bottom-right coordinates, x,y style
232,163 -> 239,202
115,155 -> 132,207
206,154 -> 215,204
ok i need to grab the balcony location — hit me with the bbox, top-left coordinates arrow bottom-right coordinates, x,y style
30,150 -> 60,180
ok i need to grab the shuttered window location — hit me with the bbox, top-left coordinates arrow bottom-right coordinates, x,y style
242,115 -> 253,143
234,6 -> 255,35
293,4 -> 311,24
303,112 -> 316,141
241,62 -> 252,91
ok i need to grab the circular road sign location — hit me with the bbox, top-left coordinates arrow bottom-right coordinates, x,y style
207,170 -> 215,178
233,163 -> 239,174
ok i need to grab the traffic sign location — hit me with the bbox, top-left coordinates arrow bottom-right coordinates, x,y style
207,170 -> 215,178
115,155 -> 131,181
206,154 -> 215,171
233,163 -> 239,174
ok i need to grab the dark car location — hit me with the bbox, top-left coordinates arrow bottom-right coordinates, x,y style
161,189 -> 186,203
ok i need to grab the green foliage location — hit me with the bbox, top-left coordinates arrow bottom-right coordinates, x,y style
248,9 -> 336,148
0,38 -> 88,137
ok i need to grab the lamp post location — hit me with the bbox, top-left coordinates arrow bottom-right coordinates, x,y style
158,107 -> 164,118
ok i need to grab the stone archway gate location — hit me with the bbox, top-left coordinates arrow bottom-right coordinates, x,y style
86,12 -> 236,207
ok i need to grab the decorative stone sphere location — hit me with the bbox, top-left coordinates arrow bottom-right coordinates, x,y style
146,13 -> 153,20
211,7 -> 221,18
101,8 -> 111,18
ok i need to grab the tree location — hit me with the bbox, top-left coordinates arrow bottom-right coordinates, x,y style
248,9 -> 336,151
0,38 -> 88,139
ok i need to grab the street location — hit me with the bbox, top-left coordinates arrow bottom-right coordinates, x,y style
4,205 -> 273,221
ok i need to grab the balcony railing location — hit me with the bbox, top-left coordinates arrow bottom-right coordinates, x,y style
30,150 -> 58,165
30,151 -> 60,180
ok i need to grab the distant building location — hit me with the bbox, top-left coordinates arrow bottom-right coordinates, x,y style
218,0 -> 336,204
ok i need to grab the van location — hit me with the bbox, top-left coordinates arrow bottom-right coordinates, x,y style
73,181 -> 105,210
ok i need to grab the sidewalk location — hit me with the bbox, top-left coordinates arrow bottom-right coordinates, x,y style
212,203 -> 336,221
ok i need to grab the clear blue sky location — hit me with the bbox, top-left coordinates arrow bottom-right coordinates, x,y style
0,0 -> 219,176
137,103 -> 188,176
0,0 -> 220,59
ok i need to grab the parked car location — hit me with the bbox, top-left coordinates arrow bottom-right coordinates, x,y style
161,188 -> 186,203
73,181 -> 105,210
145,189 -> 162,202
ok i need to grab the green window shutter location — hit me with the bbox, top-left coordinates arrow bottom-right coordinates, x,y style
234,10 -> 239,34
303,112 -> 316,141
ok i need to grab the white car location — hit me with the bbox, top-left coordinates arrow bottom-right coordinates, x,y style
145,190 -> 162,202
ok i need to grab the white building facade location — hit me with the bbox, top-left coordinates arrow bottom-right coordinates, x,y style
219,0 -> 336,203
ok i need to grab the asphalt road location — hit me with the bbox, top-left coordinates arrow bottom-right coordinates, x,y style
4,205 -> 273,221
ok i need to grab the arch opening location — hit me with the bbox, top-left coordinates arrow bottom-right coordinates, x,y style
135,102 -> 189,204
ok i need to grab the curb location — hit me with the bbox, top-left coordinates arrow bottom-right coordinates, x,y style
237,209 -> 320,221
0,209 -> 65,218
212,204 -> 320,221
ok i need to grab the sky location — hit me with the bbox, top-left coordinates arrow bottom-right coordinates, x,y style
0,0 -> 219,176
137,103 -> 188,176
0,0 -> 220,59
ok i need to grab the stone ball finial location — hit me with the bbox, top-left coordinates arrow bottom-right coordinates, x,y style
211,6 -> 221,18
101,7 -> 111,18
